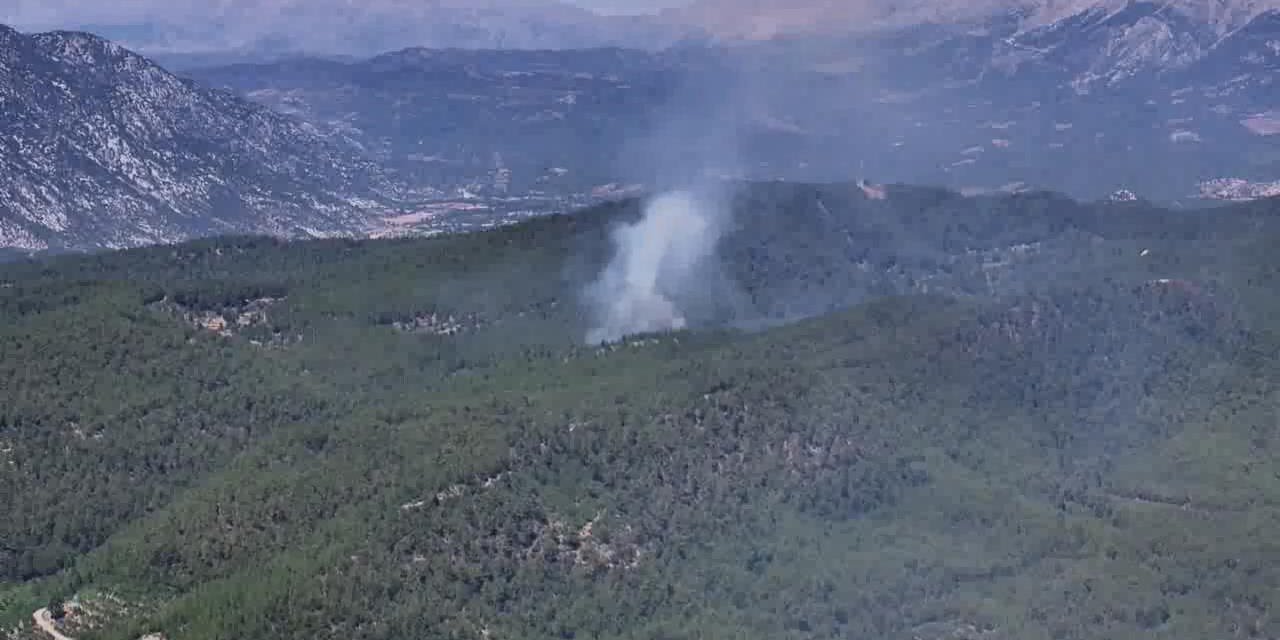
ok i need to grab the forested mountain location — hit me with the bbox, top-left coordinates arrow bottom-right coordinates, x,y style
2,182 -> 1279,640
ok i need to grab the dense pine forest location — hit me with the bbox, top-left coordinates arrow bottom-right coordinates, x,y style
2,182 -> 1279,640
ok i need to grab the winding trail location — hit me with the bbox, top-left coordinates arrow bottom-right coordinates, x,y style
32,607 -> 75,640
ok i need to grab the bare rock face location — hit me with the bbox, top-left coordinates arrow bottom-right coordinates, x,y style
668,0 -> 1280,39
0,25 -> 403,250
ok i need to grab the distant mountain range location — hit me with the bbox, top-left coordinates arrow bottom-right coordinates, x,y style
665,0 -> 1280,39
0,1 -> 1278,250
2,0 -> 695,59
183,47 -> 739,193
9,0 -> 1276,59
186,2 -> 1279,203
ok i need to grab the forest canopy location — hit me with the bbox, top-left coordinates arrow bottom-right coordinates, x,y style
2,184 -> 1279,640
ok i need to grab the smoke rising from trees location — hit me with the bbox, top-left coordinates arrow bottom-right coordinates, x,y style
584,188 -> 730,344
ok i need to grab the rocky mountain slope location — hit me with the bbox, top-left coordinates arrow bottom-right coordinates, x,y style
986,2 -> 1276,91
668,0 -> 1280,39
720,2 -> 1280,198
0,24 -> 406,251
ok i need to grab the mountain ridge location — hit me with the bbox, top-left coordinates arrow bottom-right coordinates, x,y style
667,0 -> 1280,40
0,24 -> 407,250
3,0 -> 696,58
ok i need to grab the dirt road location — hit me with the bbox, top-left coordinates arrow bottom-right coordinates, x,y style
32,607 -> 75,640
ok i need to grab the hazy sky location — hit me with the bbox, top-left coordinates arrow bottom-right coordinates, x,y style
568,0 -> 690,13
0,0 -> 705,53
0,0 -> 697,28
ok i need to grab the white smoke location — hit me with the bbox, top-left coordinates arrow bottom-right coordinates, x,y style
584,189 -> 727,345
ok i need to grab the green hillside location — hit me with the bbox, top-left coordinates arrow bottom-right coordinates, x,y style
2,184 -> 1279,640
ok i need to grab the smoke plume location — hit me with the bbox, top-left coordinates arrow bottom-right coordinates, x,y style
584,188 -> 729,345
579,49 -> 752,345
